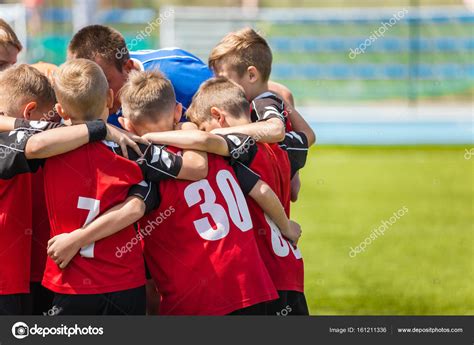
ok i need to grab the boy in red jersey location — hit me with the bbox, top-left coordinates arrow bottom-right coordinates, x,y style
0,64 -> 141,315
47,70 -> 301,315
142,77 -> 311,314
37,59 -> 215,315
208,27 -> 316,203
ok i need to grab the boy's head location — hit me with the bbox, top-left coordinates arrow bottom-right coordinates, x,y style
0,64 -> 56,120
67,25 -> 135,114
31,61 -> 59,83
187,77 -> 250,132
118,70 -> 181,136
53,59 -> 113,124
209,27 -> 272,100
0,19 -> 22,71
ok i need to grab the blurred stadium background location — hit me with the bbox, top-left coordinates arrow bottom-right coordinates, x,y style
1,0 -> 472,315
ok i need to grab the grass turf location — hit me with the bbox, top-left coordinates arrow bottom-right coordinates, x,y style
293,145 -> 473,315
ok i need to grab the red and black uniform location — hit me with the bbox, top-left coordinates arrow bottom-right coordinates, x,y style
30,167 -> 55,315
250,91 -> 293,132
248,94 -> 311,315
41,140 -> 182,315
0,120 -> 62,315
142,144 -> 278,315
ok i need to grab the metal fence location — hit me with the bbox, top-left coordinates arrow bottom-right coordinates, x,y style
161,5 -> 473,103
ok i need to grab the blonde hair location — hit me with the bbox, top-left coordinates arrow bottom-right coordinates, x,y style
0,19 -> 22,51
209,27 -> 272,82
119,70 -> 176,125
0,64 -> 56,117
54,59 -> 109,121
187,77 -> 249,126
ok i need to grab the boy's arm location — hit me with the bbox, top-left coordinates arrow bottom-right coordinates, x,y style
137,123 -> 208,182
268,82 -> 313,202
142,130 -> 258,165
233,161 -> 301,243
211,118 -> 285,144
26,122 -> 146,159
269,81 -> 316,146
48,182 -> 157,269
178,149 -> 208,181
248,178 -> 301,244
286,106 -> 316,147
142,130 -> 230,157
137,143 -> 208,182
280,131 -> 310,178
0,116 -> 17,131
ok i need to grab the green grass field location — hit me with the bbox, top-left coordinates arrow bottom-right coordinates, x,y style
294,145 -> 474,315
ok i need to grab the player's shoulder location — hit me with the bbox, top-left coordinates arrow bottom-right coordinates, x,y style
251,91 -> 286,123
130,47 -> 203,63
253,91 -> 284,105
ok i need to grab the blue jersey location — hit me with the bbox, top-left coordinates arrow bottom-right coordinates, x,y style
108,48 -> 213,127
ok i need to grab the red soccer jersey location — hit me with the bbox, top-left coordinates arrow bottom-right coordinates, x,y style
142,152 -> 277,315
30,167 -> 49,282
0,120 -> 64,294
42,142 -> 146,294
247,143 -> 304,292
0,174 -> 32,294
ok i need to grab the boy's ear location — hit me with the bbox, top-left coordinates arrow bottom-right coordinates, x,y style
118,116 -> 136,134
174,102 -> 183,124
210,106 -> 226,126
247,66 -> 259,84
106,89 -> 114,110
22,102 -> 38,120
210,106 -> 221,121
123,59 -> 136,73
55,103 -> 69,121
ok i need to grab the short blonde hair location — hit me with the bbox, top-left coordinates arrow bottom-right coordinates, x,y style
0,19 -> 22,51
0,64 -> 56,117
119,70 -> 176,125
54,59 -> 109,121
209,27 -> 272,82
187,77 -> 249,126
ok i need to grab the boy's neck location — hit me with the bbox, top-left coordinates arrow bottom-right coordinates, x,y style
228,117 -> 251,127
250,82 -> 269,101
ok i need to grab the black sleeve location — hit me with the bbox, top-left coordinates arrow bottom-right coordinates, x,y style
127,181 -> 159,215
232,161 -> 260,195
0,130 -> 43,178
136,144 -> 183,183
14,119 -> 64,131
219,133 -> 258,166
279,131 -> 309,178
250,93 -> 287,124
15,119 -> 107,143
102,142 -> 183,183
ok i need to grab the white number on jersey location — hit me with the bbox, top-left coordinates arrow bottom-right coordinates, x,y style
265,214 -> 302,259
184,169 -> 252,241
77,197 -> 100,258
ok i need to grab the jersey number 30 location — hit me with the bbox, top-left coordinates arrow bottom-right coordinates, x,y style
184,170 -> 252,241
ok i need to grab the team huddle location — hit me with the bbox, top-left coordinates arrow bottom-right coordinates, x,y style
0,20 -> 315,315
